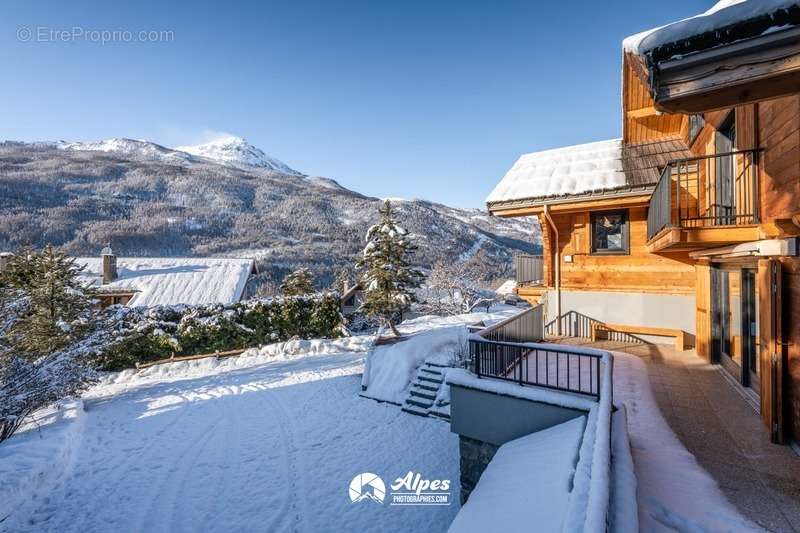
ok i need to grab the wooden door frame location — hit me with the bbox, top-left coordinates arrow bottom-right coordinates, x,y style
758,258 -> 784,443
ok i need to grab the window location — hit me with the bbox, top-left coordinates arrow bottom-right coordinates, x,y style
688,114 -> 705,145
591,210 -> 629,254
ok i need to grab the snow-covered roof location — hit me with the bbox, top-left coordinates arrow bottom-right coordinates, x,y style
494,279 -> 517,296
75,257 -> 254,307
486,139 -> 626,205
623,0 -> 798,57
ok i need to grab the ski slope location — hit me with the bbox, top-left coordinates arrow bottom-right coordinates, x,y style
2,348 -> 459,533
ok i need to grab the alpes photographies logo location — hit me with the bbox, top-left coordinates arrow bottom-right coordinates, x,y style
349,472 -> 450,506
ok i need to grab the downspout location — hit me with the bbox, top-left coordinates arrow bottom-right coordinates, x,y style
543,204 -> 561,336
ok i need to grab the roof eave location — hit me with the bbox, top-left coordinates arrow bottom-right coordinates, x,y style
486,185 -> 656,216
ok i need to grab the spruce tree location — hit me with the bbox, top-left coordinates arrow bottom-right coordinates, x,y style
280,268 -> 315,296
357,200 -> 423,336
2,245 -> 92,357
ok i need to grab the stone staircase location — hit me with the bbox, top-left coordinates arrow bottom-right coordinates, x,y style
401,361 -> 451,420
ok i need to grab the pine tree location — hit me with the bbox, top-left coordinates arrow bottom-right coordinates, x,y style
357,200 -> 424,336
3,245 -> 92,357
280,268 -> 315,296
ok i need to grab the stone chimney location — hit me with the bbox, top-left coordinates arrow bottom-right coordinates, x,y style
101,246 -> 117,284
0,252 -> 13,273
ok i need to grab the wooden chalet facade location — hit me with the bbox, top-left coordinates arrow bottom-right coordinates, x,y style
488,1 -> 800,446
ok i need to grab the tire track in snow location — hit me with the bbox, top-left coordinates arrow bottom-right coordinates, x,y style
258,384 -> 307,533
135,389 -> 227,533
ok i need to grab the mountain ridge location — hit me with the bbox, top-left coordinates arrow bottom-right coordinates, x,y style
0,138 -> 540,290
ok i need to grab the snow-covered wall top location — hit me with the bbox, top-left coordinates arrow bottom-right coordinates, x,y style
75,257 -> 254,307
623,0 -> 798,56
486,139 -> 626,205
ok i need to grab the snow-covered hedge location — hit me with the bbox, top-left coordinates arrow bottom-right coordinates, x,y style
94,293 -> 345,370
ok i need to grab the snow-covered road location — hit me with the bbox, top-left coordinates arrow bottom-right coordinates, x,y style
2,351 -> 460,533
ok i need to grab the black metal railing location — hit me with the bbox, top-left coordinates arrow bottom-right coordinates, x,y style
514,254 -> 544,285
468,307 -> 605,400
647,149 -> 761,241
469,337 -> 603,400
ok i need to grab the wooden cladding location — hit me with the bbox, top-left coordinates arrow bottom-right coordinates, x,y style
545,206 -> 695,295
623,55 -> 686,144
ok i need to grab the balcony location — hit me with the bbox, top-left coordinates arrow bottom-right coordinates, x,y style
513,254 -> 547,303
646,149 -> 761,252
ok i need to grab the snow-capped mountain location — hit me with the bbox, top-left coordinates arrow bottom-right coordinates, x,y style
57,136 -> 299,175
59,138 -> 197,164
0,138 -> 539,289
175,136 -> 299,174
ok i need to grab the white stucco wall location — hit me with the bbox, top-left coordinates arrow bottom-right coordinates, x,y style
544,289 -> 696,344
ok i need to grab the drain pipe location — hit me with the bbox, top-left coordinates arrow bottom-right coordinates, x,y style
543,204 -> 561,336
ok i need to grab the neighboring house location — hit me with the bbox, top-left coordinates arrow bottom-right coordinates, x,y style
487,1 -> 800,445
76,248 -> 257,308
340,282 -> 364,316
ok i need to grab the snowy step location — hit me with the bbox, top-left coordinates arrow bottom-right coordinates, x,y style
424,361 -> 451,369
420,367 -> 443,377
418,375 -> 444,384
428,406 -> 451,421
409,388 -> 437,401
413,382 -> 439,392
401,404 -> 430,417
405,397 -> 434,409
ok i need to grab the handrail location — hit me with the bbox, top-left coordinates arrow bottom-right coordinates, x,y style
647,148 -> 761,241
469,307 -> 604,400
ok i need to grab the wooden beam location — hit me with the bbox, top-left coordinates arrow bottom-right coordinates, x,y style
591,322 -> 691,351
627,106 -> 659,119
647,226 -> 761,252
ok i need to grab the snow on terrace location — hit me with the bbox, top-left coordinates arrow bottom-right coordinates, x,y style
0,338 -> 460,533
623,0 -> 798,57
448,416 -> 587,533
486,139 -> 626,205
75,257 -> 254,307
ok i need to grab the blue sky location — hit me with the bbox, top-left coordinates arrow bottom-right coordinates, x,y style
1,0 -> 708,208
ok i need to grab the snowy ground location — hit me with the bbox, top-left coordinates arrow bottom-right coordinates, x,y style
1,346 -> 459,533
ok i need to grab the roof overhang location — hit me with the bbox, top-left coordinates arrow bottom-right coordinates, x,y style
650,26 -> 800,114
487,186 -> 654,217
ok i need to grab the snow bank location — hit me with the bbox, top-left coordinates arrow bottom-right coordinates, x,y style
362,325 -> 467,404
0,400 -> 86,521
449,416 -> 587,533
623,0 -> 797,56
486,139 -> 626,204
610,406 -> 639,533
102,336 -> 374,387
360,307 -> 519,403
612,352 -> 759,531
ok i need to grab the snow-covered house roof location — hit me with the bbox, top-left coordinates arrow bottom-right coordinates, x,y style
487,139 -> 626,206
486,138 -> 691,210
75,257 -> 255,307
623,0 -> 800,61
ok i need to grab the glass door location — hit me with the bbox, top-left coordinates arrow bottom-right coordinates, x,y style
711,265 -> 760,395
742,269 -> 759,394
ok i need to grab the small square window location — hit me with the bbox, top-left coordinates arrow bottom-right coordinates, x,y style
591,211 -> 629,255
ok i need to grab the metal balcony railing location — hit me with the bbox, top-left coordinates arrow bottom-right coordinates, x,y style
514,254 -> 544,285
647,148 -> 761,241
468,306 -> 605,400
